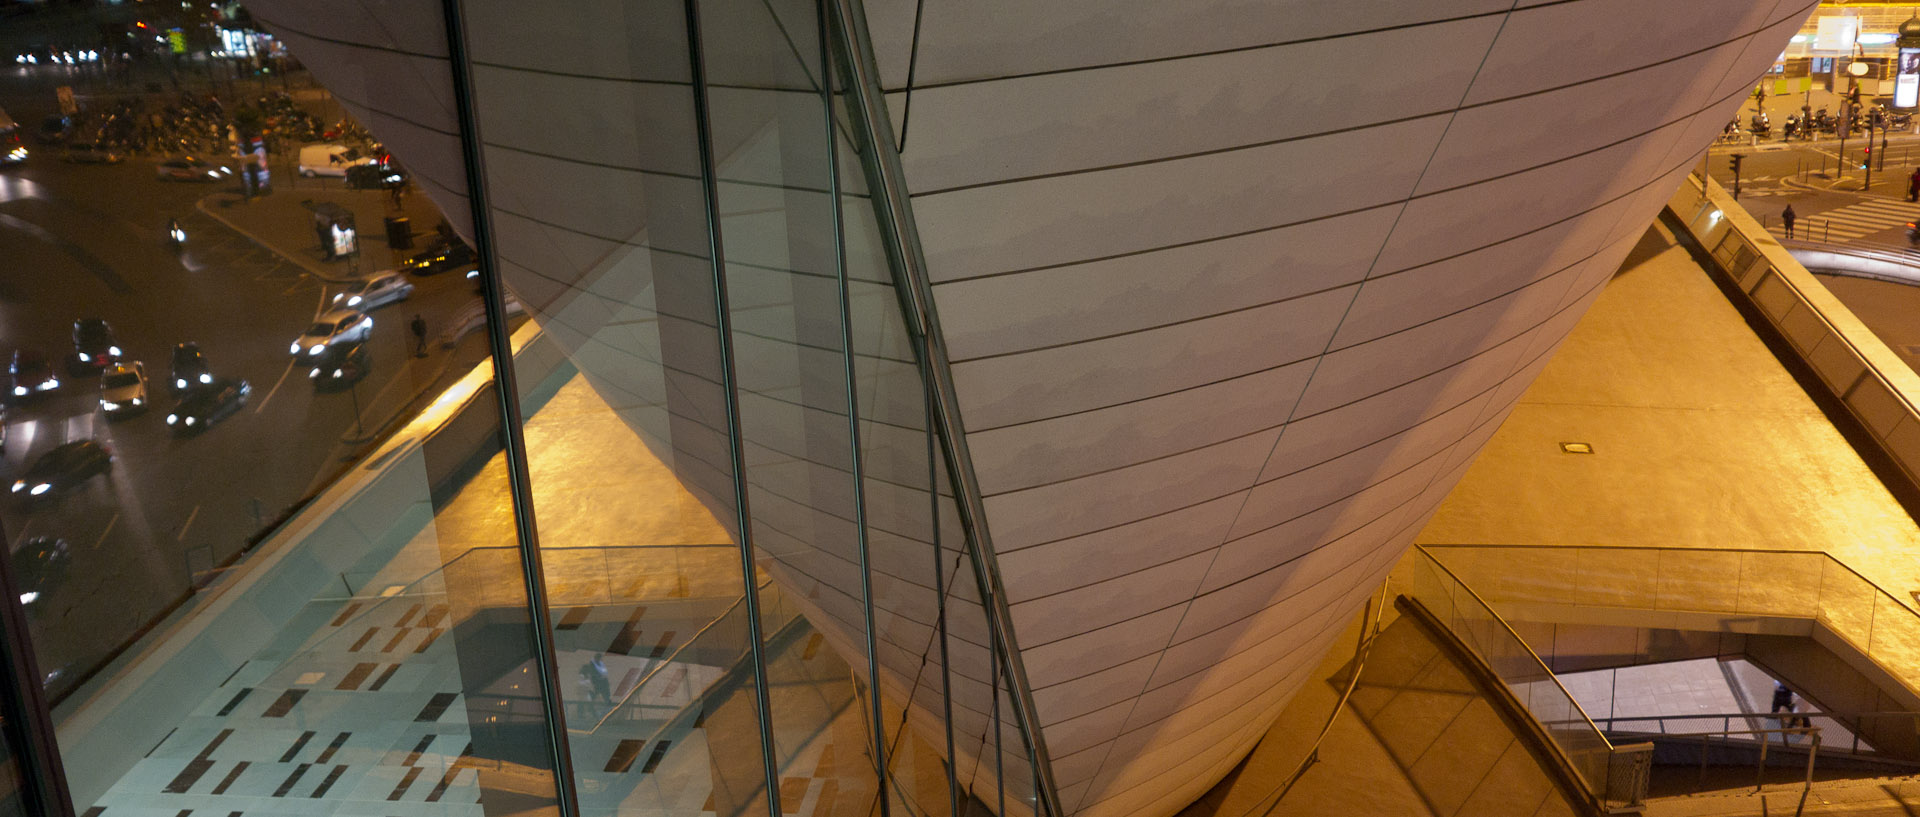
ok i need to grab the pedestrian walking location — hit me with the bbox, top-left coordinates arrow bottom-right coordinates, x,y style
581,653 -> 612,706
1782,204 -> 1797,239
1771,681 -> 1809,736
1907,168 -> 1919,202
314,212 -> 334,260
409,313 -> 428,358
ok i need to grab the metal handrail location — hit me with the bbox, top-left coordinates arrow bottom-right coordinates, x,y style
1676,173 -> 1920,426
1416,546 -> 1615,749
1237,586 -> 1390,817
573,578 -> 775,735
1419,542 -> 1916,615
1567,710 -> 1920,726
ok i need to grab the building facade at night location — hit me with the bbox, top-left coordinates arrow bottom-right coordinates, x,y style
0,1 -> 1816,817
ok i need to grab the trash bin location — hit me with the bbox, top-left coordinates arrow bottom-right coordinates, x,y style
385,215 -> 412,250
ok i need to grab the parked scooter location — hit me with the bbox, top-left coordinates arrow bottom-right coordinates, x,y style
1749,112 -> 1771,138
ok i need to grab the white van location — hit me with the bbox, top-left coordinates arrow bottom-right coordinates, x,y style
297,143 -> 372,177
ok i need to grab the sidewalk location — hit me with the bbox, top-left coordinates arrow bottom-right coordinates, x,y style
195,184 -> 448,283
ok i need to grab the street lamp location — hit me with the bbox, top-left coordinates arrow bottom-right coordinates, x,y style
1841,58 -> 1869,182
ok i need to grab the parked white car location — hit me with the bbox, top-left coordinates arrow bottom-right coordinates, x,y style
297,143 -> 373,178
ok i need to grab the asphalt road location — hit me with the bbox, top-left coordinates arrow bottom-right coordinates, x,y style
0,127 -> 483,700
1704,130 -> 1920,246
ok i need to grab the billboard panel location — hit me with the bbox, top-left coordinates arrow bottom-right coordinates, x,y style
1816,16 -> 1860,52
1901,48 -> 1920,109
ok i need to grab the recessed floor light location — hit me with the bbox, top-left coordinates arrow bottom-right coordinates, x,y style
1560,442 -> 1594,454
294,671 -> 325,686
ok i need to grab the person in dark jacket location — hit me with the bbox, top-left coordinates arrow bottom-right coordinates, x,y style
1782,204 -> 1797,239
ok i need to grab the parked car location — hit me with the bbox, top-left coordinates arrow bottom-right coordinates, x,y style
10,440 -> 111,500
98,361 -> 149,417
308,343 -> 370,390
332,272 -> 414,311
71,318 -> 121,371
290,309 -> 373,358
155,156 -> 229,182
63,142 -> 122,164
11,536 -> 70,606
166,378 -> 249,433
297,143 -> 372,178
401,240 -> 476,276
170,342 -> 212,391
9,350 -> 57,399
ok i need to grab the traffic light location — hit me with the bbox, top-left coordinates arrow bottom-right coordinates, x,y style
1865,144 -> 1873,168
1730,154 -> 1744,175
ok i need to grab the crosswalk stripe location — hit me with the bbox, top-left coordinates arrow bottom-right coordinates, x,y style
1844,200 -> 1920,211
1804,216 -> 1881,230
1817,218 -> 1891,230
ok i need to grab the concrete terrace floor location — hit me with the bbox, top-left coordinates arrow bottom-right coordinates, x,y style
1415,221 -> 1920,604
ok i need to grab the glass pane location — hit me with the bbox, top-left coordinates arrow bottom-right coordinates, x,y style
457,1 -> 773,815
5,2 -> 569,812
703,0 -> 887,815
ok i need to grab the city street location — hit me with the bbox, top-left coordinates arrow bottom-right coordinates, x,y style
0,105 -> 487,699
1705,128 -> 1920,245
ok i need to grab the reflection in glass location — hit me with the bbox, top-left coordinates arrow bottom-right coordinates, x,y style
0,0 -> 565,812
0,0 -> 1063,814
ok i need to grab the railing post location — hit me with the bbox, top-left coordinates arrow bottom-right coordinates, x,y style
1797,731 -> 1819,817
1756,733 -> 1769,793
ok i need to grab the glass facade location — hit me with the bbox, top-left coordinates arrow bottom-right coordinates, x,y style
0,1 -> 1053,816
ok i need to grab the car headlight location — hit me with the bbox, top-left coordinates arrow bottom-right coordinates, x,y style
17,592 -> 36,604
101,400 -> 118,410
308,344 -> 326,355
467,269 -> 479,279
108,346 -> 120,357
347,296 -> 361,305
184,417 -> 195,425
206,170 -> 219,178
175,378 -> 186,388
29,483 -> 49,496
41,379 -> 56,390
131,397 -> 142,406
9,481 -> 22,493
76,352 -> 89,362
333,369 -> 343,377
308,368 -> 319,379
166,414 -> 177,425
290,342 -> 302,354
11,386 -> 25,396
199,373 -> 211,384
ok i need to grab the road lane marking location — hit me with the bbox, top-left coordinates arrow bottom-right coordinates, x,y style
255,360 -> 294,415
177,504 -> 200,542
91,512 -> 119,551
